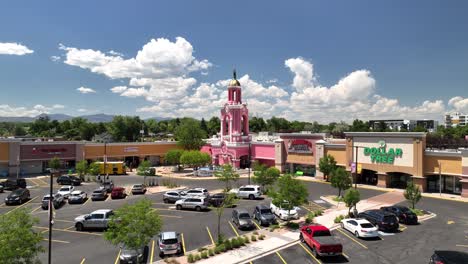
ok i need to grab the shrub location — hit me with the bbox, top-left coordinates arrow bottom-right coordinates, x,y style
333,196 -> 344,202
219,244 -> 227,252
253,231 -> 259,235
314,209 -> 323,216
231,238 -> 239,248
197,247 -> 207,252
200,251 -> 208,259
187,254 -> 195,263
208,248 -> 214,256
194,254 -> 201,261
259,234 -> 265,240
244,236 -> 250,243
239,236 -> 246,246
214,246 -> 220,254
224,239 -> 232,250
286,222 -> 300,229
251,235 -> 257,241
216,234 -> 225,246
269,224 -> 280,232
410,208 -> 424,216
334,214 -> 346,223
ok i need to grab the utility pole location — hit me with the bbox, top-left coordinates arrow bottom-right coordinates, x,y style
248,142 -> 251,185
354,146 -> 358,189
438,161 -> 442,196
48,169 -> 53,264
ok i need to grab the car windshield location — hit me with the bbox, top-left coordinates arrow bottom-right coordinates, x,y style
399,207 -> 411,213
133,185 -> 142,188
239,213 -> 251,219
93,190 -> 102,194
59,187 -> 69,191
43,196 -> 51,200
384,216 -> 397,222
360,223 -> 374,228
260,209 -> 272,214
313,230 -> 331,237
163,238 -> 178,244
71,193 -> 80,196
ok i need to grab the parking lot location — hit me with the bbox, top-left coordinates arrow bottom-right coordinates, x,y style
1,175 -> 467,264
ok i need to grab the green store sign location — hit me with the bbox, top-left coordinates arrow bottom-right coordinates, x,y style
363,141 -> 403,164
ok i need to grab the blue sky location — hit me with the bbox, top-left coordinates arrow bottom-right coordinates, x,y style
1,0 -> 467,122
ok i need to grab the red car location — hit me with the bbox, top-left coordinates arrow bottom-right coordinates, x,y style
111,187 -> 127,199
300,225 -> 343,258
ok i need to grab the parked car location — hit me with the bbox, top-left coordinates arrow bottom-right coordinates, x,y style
300,225 -> 343,258
229,185 -> 262,200
208,193 -> 227,207
111,187 -> 127,199
57,185 -> 75,199
340,218 -> 379,238
42,193 -> 65,210
175,197 -> 209,211
157,231 -> 183,257
119,243 -> 148,264
185,188 -> 210,198
429,250 -> 468,264
357,210 -> 399,232
101,180 -> 114,193
5,188 -> 30,205
91,188 -> 108,201
131,184 -> 147,195
56,175 -> 81,186
270,202 -> 299,220
380,205 -> 418,224
0,185 -> 3,193
253,204 -> 277,226
74,209 -> 114,231
0,179 -> 27,190
68,190 -> 87,204
163,190 -> 187,203
232,209 -> 255,230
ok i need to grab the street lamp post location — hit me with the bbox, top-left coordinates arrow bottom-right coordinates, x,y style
48,169 -> 54,264
354,146 -> 358,189
248,141 -> 251,185
438,161 -> 442,196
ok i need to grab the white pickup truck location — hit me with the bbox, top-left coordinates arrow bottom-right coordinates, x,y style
270,202 -> 300,221
74,209 -> 114,231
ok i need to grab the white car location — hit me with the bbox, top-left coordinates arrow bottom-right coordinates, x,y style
229,185 -> 262,200
270,202 -> 299,220
57,185 -> 75,199
68,190 -> 87,204
341,218 -> 379,238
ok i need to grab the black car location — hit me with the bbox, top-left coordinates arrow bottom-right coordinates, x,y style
56,175 -> 81,186
91,188 -> 108,201
0,179 -> 27,190
253,204 -> 276,226
101,181 -> 114,193
381,206 -> 418,224
232,209 -> 254,230
5,188 -> 30,205
357,209 -> 399,232
429,250 -> 468,264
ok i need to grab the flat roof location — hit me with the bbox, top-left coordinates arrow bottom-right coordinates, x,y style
345,132 -> 426,138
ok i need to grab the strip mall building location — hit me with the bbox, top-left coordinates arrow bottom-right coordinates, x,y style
1,73 -> 467,197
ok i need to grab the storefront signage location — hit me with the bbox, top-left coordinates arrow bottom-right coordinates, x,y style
287,139 -> 312,154
124,147 -> 139,153
363,141 -> 402,164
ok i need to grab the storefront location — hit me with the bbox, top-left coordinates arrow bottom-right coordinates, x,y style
19,142 -> 82,174
426,175 -> 462,194
280,134 -> 325,177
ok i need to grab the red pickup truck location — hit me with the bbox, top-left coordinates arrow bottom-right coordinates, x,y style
300,225 -> 343,258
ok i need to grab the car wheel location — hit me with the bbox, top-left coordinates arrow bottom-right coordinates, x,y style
163,198 -> 169,203
312,246 -> 319,258
355,231 -> 359,238
159,252 -> 164,258
341,223 -> 344,229
195,206 -> 201,212
300,234 -> 304,243
76,223 -> 84,231
176,205 -> 182,210
249,194 -> 254,200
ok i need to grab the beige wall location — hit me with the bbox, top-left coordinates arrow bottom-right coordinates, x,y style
84,143 -> 179,159
353,137 -> 414,167
0,142 -> 9,162
424,155 -> 462,175
325,148 -> 346,166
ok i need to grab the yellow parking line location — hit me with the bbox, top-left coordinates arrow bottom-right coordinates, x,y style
160,214 -> 182,218
31,205 -> 42,213
83,198 -> 91,205
253,221 -> 261,230
28,179 -> 40,187
276,251 -> 287,264
42,238 -> 70,244
33,226 -> 102,236
37,178 -> 49,186
206,226 -> 215,246
228,221 -> 240,236
399,224 -> 407,231
343,252 -> 350,259
456,244 -> 468,248
336,228 -> 368,249
55,219 -> 74,223
6,196 -> 38,214
150,240 -> 155,263
114,249 -> 121,264
105,195 -> 111,202
80,258 -> 86,264
181,233 -> 186,255
299,242 -> 322,264
64,225 -> 75,230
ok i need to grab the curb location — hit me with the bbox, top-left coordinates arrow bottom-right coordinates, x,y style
236,239 -> 300,264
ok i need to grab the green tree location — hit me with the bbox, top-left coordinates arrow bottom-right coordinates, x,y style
211,192 -> 237,244
249,116 -> 267,132
88,162 -> 100,176
271,174 -> 308,223
175,119 -> 206,150
252,166 -> 280,193
343,189 -> 360,217
0,207 -> 44,264
165,149 -> 184,170
75,160 -> 88,181
350,119 -> 369,132
48,157 -> 61,175
104,199 -> 162,251
14,125 -> 27,136
404,182 -> 422,209
207,117 -> 221,136
318,154 -> 337,181
330,167 -> 352,197
214,164 -> 240,191
137,160 -> 153,176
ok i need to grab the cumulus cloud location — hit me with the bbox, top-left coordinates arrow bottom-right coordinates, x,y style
77,87 -> 96,94
50,55 -> 61,62
448,96 -> 468,113
0,104 -> 63,117
0,42 -> 34,55
110,86 -> 128,93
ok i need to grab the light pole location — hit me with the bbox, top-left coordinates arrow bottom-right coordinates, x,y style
353,145 -> 365,189
248,141 -> 251,185
438,161 -> 442,196
48,168 -> 54,264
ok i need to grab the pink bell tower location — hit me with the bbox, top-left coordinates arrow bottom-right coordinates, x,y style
212,70 -> 251,168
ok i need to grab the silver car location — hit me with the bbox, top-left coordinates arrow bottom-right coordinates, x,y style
163,190 -> 187,203
157,232 -> 182,257
68,190 -> 87,204
175,197 -> 209,211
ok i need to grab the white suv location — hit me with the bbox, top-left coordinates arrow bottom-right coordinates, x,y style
230,185 -> 262,200
185,188 -> 210,198
175,197 -> 209,211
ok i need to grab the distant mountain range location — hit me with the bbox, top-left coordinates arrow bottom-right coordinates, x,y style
0,113 -> 171,123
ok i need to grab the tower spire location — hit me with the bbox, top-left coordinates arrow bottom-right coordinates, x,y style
233,69 -> 237,80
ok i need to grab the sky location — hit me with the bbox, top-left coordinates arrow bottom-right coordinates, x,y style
0,0 -> 467,122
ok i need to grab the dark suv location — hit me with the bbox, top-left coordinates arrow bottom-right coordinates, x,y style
357,210 -> 399,232
5,188 -> 30,205
0,179 -> 27,190
380,206 -> 418,224
253,204 -> 276,226
57,175 -> 81,186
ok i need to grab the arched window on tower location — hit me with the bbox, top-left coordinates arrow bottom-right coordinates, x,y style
224,116 -> 229,136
